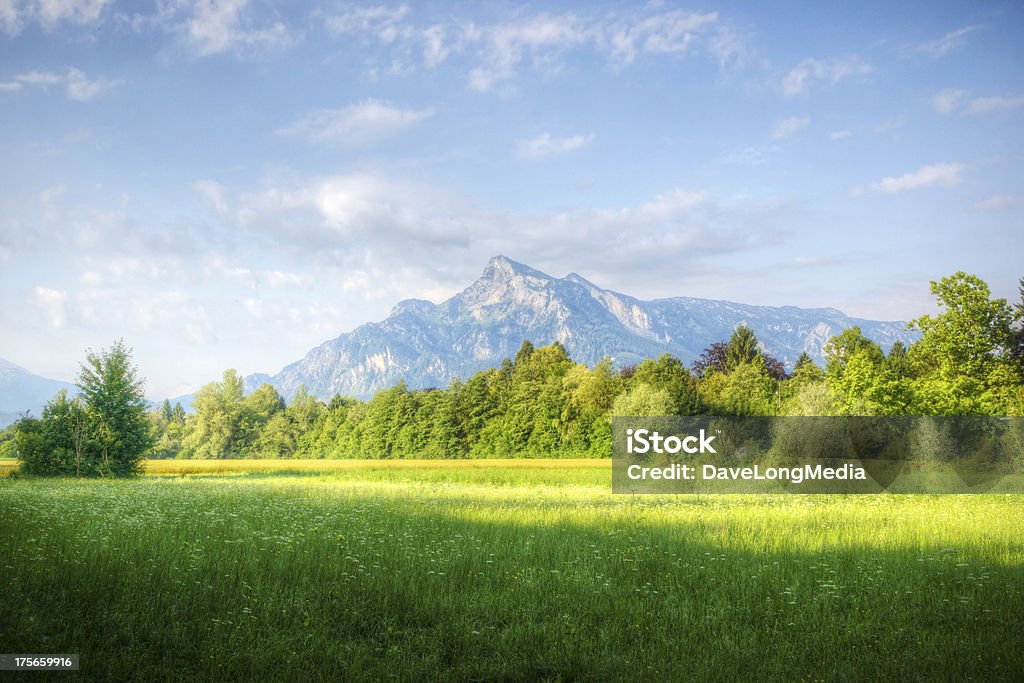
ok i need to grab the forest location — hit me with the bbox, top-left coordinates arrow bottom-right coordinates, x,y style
8,271 -> 1024,466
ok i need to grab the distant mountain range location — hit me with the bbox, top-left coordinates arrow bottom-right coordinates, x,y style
246,256 -> 918,401
0,256 -> 921,421
0,358 -> 77,428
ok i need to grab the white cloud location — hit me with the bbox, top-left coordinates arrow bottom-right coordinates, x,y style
3,67 -> 122,101
229,171 -> 778,291
181,0 -> 291,57
277,100 -> 433,146
192,179 -> 230,215
781,56 -> 871,96
14,70 -> 65,86
324,4 -> 410,41
968,94 -> 1024,114
516,132 -> 594,159
467,13 -> 589,92
64,67 -> 121,101
933,89 -> 1024,115
0,0 -> 16,34
972,194 -> 1017,211
2,170 -> 793,394
608,9 -> 718,63
0,0 -> 112,36
721,146 -> 772,165
856,162 -> 964,195
771,116 -> 809,140
933,88 -> 968,114
830,130 -> 852,140
422,24 -> 448,67
31,286 -> 67,328
917,26 -> 978,58
319,6 -> 736,92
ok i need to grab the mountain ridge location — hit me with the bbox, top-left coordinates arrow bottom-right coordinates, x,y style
248,256 -> 918,401
0,358 -> 78,428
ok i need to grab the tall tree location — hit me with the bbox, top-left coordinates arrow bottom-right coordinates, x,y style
726,325 -> 759,371
908,272 -> 1020,415
909,272 -> 1015,378
181,369 -> 244,459
76,340 -> 151,476
632,354 -> 703,415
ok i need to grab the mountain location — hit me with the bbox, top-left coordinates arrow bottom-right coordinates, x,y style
0,358 -> 77,428
252,256 -> 918,401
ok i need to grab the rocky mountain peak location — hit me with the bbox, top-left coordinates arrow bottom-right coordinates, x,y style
248,256 -> 919,401
480,255 -> 548,283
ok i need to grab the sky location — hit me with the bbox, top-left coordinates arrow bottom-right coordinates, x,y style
1,0 -> 1022,398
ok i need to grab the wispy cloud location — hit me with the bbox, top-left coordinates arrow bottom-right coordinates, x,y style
516,132 -> 594,159
781,55 -> 871,96
916,26 -> 978,58
30,286 -> 67,328
771,116 -> 809,140
972,194 -> 1017,211
466,13 -> 590,92
607,9 -> 719,63
968,94 -> 1024,114
933,88 -> 1024,114
181,0 -> 292,57
0,0 -> 112,36
324,3 -> 411,42
830,130 -> 852,141
720,146 -> 772,165
1,67 -> 122,101
854,162 -> 964,195
932,88 -> 968,113
277,100 -> 433,146
320,5 -> 739,93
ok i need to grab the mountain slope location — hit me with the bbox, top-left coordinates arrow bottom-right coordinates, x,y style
0,358 -> 77,428
255,256 -> 917,401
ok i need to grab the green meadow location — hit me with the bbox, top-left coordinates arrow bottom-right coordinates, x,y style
1,459 -> 1022,681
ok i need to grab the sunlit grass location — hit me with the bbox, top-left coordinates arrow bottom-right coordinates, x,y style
1,460 -> 1022,680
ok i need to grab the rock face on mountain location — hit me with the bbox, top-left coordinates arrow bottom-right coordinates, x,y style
254,256 -> 917,401
0,358 -> 77,427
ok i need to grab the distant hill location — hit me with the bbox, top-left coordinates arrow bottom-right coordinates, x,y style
249,255 -> 918,401
0,358 -> 77,428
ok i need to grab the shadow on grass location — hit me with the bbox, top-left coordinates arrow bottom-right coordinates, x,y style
0,482 -> 1021,681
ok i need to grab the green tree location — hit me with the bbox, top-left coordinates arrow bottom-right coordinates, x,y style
76,340 -> 151,476
718,357 -> 775,416
181,369 -> 244,459
236,384 -> 286,456
791,352 -> 825,384
908,272 -> 1021,415
824,327 -> 884,379
909,272 -> 1015,378
610,383 -> 674,417
726,325 -> 759,371
632,354 -> 703,415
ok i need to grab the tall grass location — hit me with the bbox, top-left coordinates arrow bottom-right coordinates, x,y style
1,461 -> 1021,680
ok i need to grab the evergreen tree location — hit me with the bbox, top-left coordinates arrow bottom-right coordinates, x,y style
726,325 -> 759,371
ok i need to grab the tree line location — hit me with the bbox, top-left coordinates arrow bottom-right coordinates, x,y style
7,271 -> 1024,472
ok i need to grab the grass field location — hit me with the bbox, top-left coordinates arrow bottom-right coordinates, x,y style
1,459 -> 1023,681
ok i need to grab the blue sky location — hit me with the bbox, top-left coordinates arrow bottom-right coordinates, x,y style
1,0 -> 1022,397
